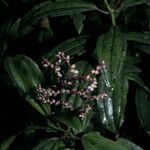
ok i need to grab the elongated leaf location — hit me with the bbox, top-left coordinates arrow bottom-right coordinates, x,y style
71,13 -> 86,34
25,126 -> 57,135
37,28 -> 53,43
126,32 -> 150,44
46,119 -> 64,132
32,138 -> 65,150
128,73 -> 150,93
135,88 -> 150,135
56,110 -> 82,131
45,36 -> 87,62
94,27 -> 128,134
21,0 -> 98,27
140,45 -> 150,54
0,135 -> 16,150
25,96 -> 47,116
5,55 -> 44,93
124,56 -> 141,64
4,55 -> 50,116
94,27 -> 127,82
124,64 -> 142,73
117,0 -> 147,16
118,138 -> 143,150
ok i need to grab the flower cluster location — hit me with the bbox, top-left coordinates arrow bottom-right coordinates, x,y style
37,52 -> 107,119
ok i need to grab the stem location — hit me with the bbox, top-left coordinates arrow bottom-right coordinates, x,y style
111,11 -> 116,26
104,0 -> 112,12
103,0 -> 116,26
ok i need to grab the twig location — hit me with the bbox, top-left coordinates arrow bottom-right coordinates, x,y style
114,0 -> 122,10
97,8 -> 109,14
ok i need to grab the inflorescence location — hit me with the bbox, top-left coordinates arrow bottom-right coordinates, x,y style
36,52 -> 107,119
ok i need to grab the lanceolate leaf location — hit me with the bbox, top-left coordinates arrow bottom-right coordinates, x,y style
124,56 -> 141,64
140,45 -> 150,54
4,55 -> 50,116
37,28 -> 53,43
45,36 -> 88,62
25,96 -> 50,116
71,13 -> 86,34
126,32 -> 150,45
135,88 -> 150,135
128,73 -> 150,93
0,135 -> 16,150
117,0 -> 147,16
94,27 -> 127,83
56,110 -> 82,131
5,55 -> 44,93
21,0 -> 98,27
124,65 -> 142,73
94,27 -> 128,134
118,138 -> 143,150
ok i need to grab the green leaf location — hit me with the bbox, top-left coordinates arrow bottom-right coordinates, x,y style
117,0 -> 148,16
135,88 -> 150,135
32,138 -> 65,150
82,132 -> 127,150
0,0 -> 9,6
37,28 -> 53,43
56,110 -> 82,131
126,32 -> 150,45
71,13 -> 86,34
5,55 -> 44,93
8,19 -> 21,37
4,55 -> 50,116
118,138 -> 143,150
25,95 -> 51,116
124,56 -> 141,64
21,0 -> 98,27
82,133 -> 143,150
46,119 -> 64,132
140,45 -> 150,54
128,73 -> 150,93
44,36 -> 87,62
124,64 -> 142,73
94,27 -> 127,82
0,19 -> 20,38
94,27 -> 128,134
25,125 -> 58,135
0,135 -> 16,150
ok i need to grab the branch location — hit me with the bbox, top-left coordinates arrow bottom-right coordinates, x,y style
97,8 -> 109,14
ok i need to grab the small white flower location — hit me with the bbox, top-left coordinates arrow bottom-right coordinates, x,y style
71,64 -> 76,68
55,67 -> 60,71
95,70 -> 99,75
96,65 -> 101,70
58,59 -> 62,63
43,64 -> 49,67
74,70 -> 78,74
57,72 -> 62,77
66,55 -> 70,60
91,70 -> 95,74
86,75 -> 90,80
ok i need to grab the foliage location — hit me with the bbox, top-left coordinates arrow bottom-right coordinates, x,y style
0,0 -> 150,149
